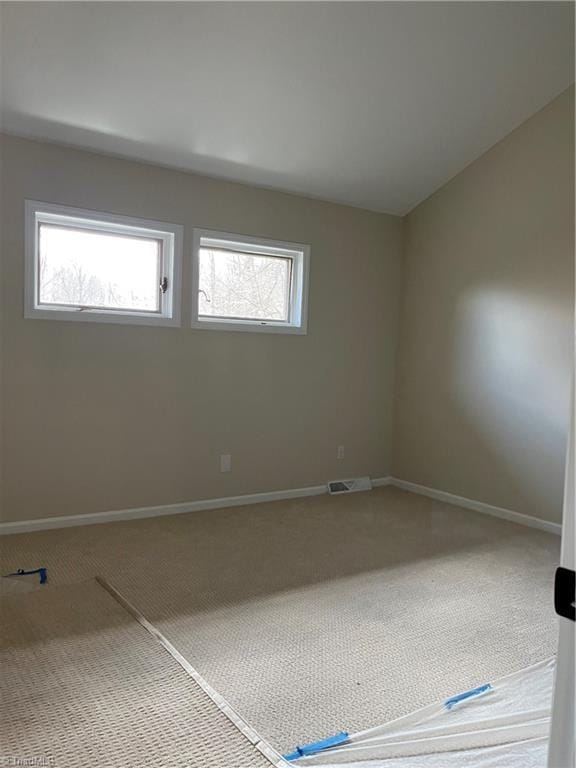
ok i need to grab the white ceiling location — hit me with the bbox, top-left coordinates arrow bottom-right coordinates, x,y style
1,2 -> 573,214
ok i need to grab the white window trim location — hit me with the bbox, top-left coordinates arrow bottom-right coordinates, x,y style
191,228 -> 310,335
24,200 -> 183,327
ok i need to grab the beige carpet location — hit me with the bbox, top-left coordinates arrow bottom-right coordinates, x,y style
0,579 -> 280,768
0,487 -> 560,754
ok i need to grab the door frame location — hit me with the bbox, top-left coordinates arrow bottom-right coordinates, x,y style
547,374 -> 574,768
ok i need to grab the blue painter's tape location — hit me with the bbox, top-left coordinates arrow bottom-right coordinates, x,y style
283,731 -> 350,761
6,567 -> 47,585
445,683 -> 492,710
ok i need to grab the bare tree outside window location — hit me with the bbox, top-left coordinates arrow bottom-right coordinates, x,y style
38,224 -> 161,312
198,248 -> 291,321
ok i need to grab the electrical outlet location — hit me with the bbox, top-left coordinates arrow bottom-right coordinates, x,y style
220,454 -> 232,473
337,445 -> 345,460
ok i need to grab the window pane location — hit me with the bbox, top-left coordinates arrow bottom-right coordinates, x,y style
38,224 -> 161,312
198,247 -> 291,322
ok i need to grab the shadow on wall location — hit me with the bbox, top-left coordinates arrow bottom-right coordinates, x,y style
452,283 -> 571,521
1,109 -> 343,201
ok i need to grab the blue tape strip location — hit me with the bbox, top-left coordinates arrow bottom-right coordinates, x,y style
283,732 -> 350,761
445,683 -> 492,710
5,567 -> 47,585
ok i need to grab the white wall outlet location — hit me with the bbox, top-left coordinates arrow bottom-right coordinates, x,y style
220,453 -> 232,473
337,445 -> 345,460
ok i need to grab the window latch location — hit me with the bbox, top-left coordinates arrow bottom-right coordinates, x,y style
160,277 -> 168,294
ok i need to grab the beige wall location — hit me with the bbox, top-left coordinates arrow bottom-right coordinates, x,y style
1,88 -> 573,526
393,87 -> 574,524
0,135 -> 403,522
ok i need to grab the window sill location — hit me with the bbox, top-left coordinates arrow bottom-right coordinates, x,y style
25,307 -> 180,327
191,317 -> 307,335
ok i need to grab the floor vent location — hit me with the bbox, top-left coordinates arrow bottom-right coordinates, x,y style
327,477 -> 372,495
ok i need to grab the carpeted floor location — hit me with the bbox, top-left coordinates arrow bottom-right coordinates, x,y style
0,487 -> 560,754
0,580 -> 280,768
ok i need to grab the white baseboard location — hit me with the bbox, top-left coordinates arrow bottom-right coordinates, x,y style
389,477 -> 562,536
0,477 -> 392,535
0,474 -> 559,536
372,476 -> 392,488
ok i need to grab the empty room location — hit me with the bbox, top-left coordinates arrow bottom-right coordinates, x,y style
0,2 -> 574,767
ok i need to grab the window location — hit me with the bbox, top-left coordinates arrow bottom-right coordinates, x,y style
192,229 -> 310,333
25,201 -> 182,325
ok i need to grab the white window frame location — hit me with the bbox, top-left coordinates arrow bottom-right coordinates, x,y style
192,228 -> 310,334
24,200 -> 183,327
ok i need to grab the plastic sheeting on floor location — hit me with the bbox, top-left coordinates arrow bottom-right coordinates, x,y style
290,658 -> 554,768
